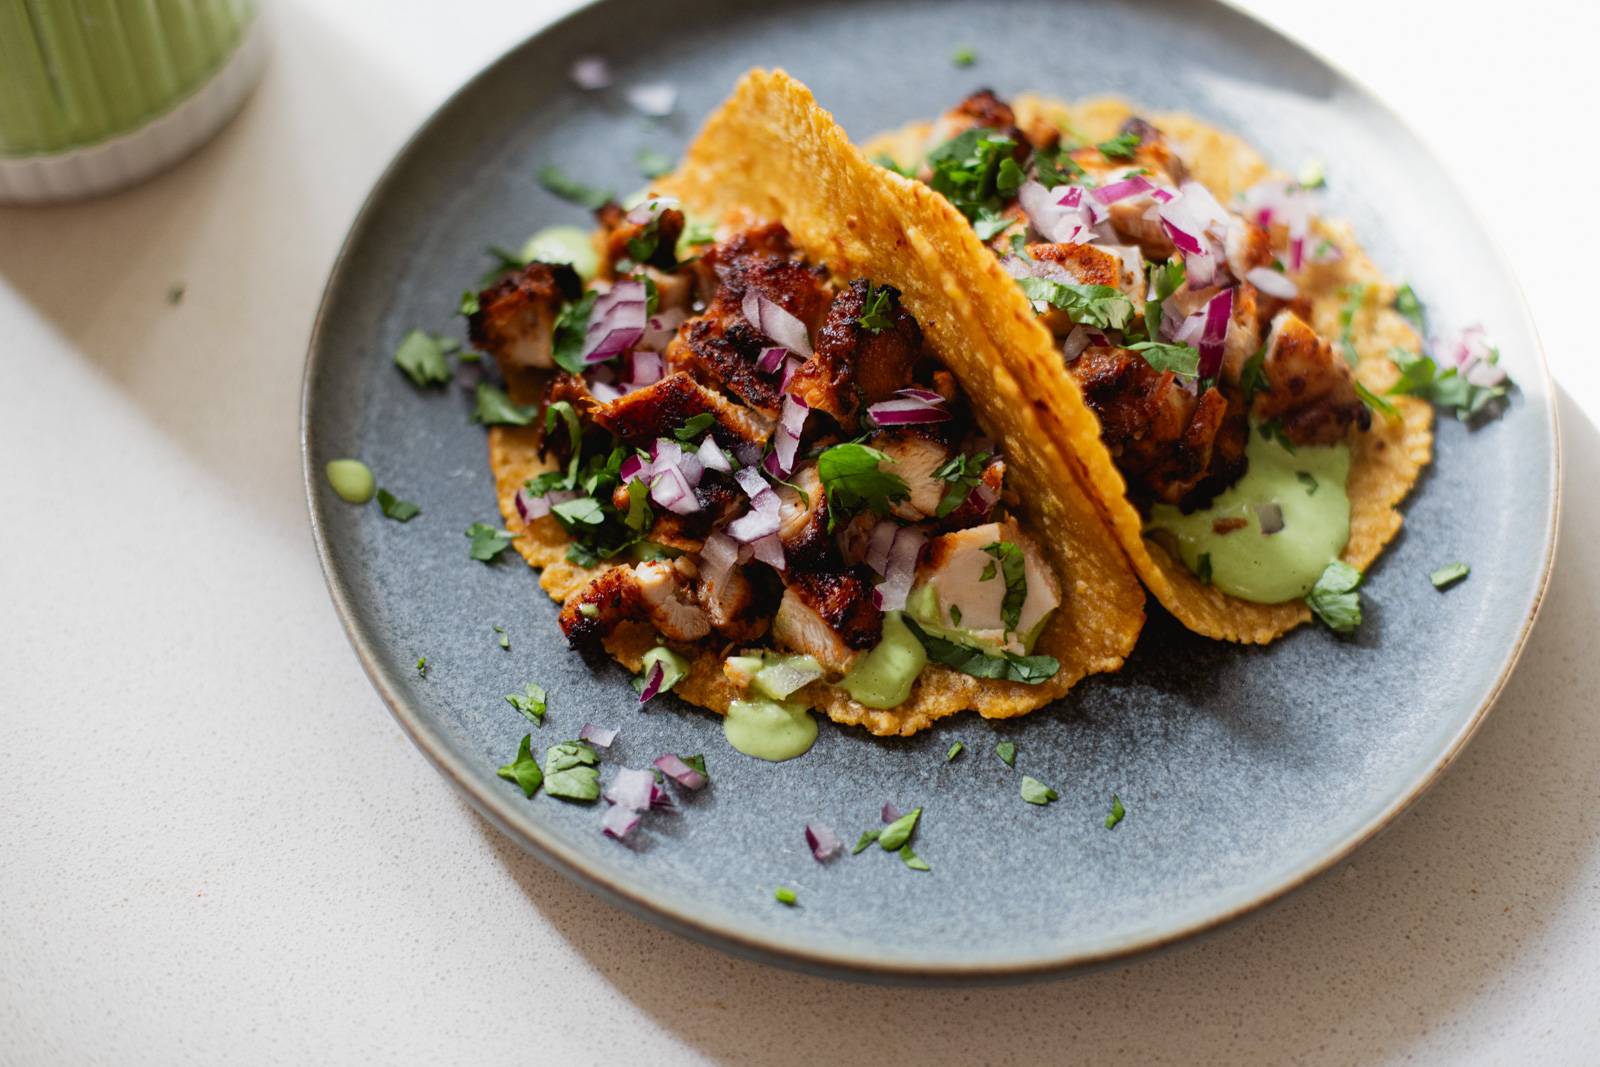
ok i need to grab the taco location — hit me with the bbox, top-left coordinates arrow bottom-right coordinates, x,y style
864,90 -> 1433,643
469,71 -> 1144,742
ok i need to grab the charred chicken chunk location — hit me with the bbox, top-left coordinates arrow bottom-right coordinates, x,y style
589,371 -> 774,450
789,280 -> 923,425
468,261 -> 583,372
772,569 -> 883,671
1252,310 -> 1371,446
558,560 -> 716,650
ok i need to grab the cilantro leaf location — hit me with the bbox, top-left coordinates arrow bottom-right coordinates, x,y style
394,329 -> 455,388
1354,378 -> 1397,418
551,291 -> 599,374
903,617 -> 1060,685
1296,471 -> 1319,496
946,741 -> 965,761
816,443 -> 910,524
933,451 -> 992,518
537,165 -> 612,209
872,153 -> 916,178
1387,347 -> 1508,423
552,495 -> 606,531
416,657 -> 428,677
951,45 -> 976,67
672,412 -> 717,441
1258,419 -> 1297,454
1105,794 -> 1126,829
1196,552 -> 1213,585
1307,560 -> 1363,634
981,541 -> 1028,632
1337,283 -> 1368,367
1096,132 -> 1142,160
1429,562 -> 1470,590
1015,277 -> 1136,331
926,128 -> 1020,232
376,488 -> 420,522
878,807 -> 921,851
1127,340 -> 1200,378
852,828 -> 881,854
494,625 -> 510,651
472,383 -> 538,426
856,283 -> 896,332
542,740 -> 600,801
466,522 -> 517,562
497,735 -> 543,797
1020,775 -> 1058,805
458,290 -> 480,316
1238,342 -> 1269,405
774,886 -> 798,906
996,740 -> 1016,767
1394,283 -> 1426,337
898,844 -> 931,871
1032,145 -> 1084,187
635,147 -> 674,179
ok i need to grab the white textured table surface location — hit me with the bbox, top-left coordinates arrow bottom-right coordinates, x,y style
3,1 -> 1597,1062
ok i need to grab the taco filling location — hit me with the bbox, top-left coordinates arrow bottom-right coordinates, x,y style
882,89 -> 1387,606
470,206 -> 1069,752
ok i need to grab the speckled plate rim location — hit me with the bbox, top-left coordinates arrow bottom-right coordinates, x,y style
300,0 -> 1560,983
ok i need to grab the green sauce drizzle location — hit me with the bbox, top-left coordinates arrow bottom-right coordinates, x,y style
841,611 -> 927,708
723,698 -> 817,762
325,459 -> 375,504
1145,427 -> 1351,603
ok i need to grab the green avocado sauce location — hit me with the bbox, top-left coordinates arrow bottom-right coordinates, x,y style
724,698 -> 817,762
1145,426 -> 1351,603
520,226 -> 598,281
325,459 -> 375,504
841,612 -> 928,708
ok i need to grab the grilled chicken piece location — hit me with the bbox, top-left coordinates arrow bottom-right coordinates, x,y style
915,520 -> 1060,655
1025,243 -> 1145,332
1224,218 -> 1274,282
1252,310 -> 1371,446
1165,282 -> 1266,384
692,558 -> 768,642
558,560 -> 714,650
872,430 -> 953,521
790,280 -> 924,426
1070,345 -> 1236,508
775,464 -> 835,571
668,224 -> 833,414
559,566 -> 642,649
772,569 -> 883,671
590,371 -> 774,450
635,559 -> 713,640
468,262 -> 583,372
600,205 -> 685,273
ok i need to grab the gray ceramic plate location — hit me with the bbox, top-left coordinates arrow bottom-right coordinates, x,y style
302,0 -> 1557,981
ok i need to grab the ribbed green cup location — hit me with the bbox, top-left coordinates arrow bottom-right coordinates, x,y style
0,0 -> 258,158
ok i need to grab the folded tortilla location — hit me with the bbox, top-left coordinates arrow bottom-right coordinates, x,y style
864,93 -> 1433,643
487,70 -> 1146,736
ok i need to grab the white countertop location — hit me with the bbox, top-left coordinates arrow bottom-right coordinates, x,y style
3,1 -> 1597,1062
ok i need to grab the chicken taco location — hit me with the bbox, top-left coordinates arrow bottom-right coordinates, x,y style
469,71 -> 1144,745
865,90 -> 1436,643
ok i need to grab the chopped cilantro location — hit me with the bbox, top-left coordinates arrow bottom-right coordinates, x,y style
376,488 -> 421,522
493,625 -> 509,651
1128,340 -> 1200,378
1105,794 -> 1126,829
1142,257 -> 1186,343
949,605 -> 962,626
458,289 -> 480,317
981,541 -> 1028,632
933,451 -> 992,518
416,657 -> 428,677
626,215 -> 665,264
946,741 -> 965,761
537,165 -> 612,209
1020,775 -> 1058,805
1394,283 -> 1425,337
1196,553 -> 1213,585
1014,276 -> 1136,331
542,740 -> 600,801
1429,562 -> 1470,590
1337,283 -> 1368,367
394,329 -> 455,388
552,495 -> 606,531
1032,145 -> 1084,187
1238,343 -> 1269,405
672,412 -> 717,441
496,734 -> 544,797
816,443 -> 910,525
898,844 -> 931,871
551,290 -> 599,374
681,219 -> 716,246
904,617 -> 1060,685
472,383 -> 538,426
856,283 -> 897,332
466,522 -> 517,562
852,829 -> 881,854
878,807 -> 921,851
996,740 -> 1016,767
1096,132 -> 1142,160
1257,419 -> 1297,454
1387,346 -> 1509,423
1354,378 -> 1397,418
951,45 -> 976,67
872,153 -> 917,178
1296,471 -> 1319,496
926,127 -> 1021,238
506,682 -> 547,724
624,478 -> 653,532
774,886 -> 798,906
1307,560 -> 1363,634
979,560 -> 997,582
635,147 -> 674,179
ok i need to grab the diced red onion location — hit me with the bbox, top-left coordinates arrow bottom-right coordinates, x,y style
1245,266 -> 1298,300
625,82 -> 677,117
779,356 -> 801,393
1092,174 -> 1154,205
619,453 -> 650,484
628,348 -> 665,387
1256,502 -> 1285,535
733,441 -> 763,468
1197,287 -> 1235,379
588,380 -> 623,403
768,394 -> 808,476
601,805 -> 641,839
1449,325 -> 1507,386
624,195 -> 680,226
637,661 -> 666,703
649,783 -> 675,810
516,486 -> 575,520
871,526 -> 925,612
742,290 -> 813,357
865,519 -> 898,575
1063,325 -> 1110,362
726,467 -> 780,542
970,479 -> 1001,513
757,346 -> 787,374
579,724 -> 618,747
569,55 -> 611,90
641,309 -> 685,351
881,803 -> 903,823
750,533 -> 785,571
606,767 -> 656,811
1018,180 -> 1093,244
805,823 -> 843,862
653,754 -> 708,791
867,389 -> 950,426
697,435 -> 732,473
699,531 -> 739,588
582,280 -> 647,363
650,463 -> 700,515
